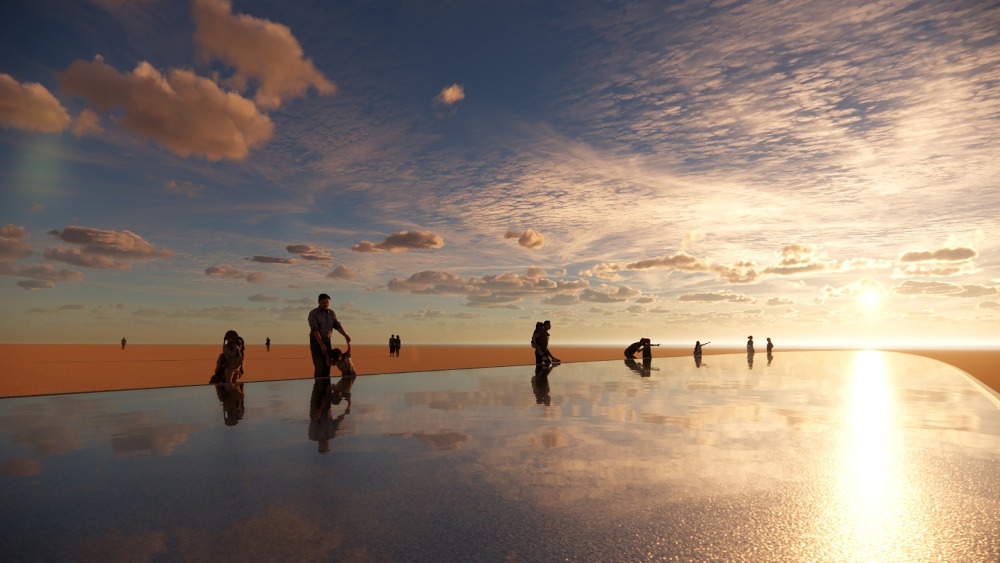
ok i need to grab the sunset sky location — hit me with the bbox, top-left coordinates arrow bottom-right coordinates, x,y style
1,0 -> 998,346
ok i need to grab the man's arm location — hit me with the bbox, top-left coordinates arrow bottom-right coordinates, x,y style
330,311 -> 351,344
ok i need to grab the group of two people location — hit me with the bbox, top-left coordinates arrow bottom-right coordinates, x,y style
388,334 -> 402,356
531,320 -> 560,365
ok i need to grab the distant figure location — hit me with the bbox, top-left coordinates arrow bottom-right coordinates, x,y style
624,339 -> 645,359
694,340 -> 709,356
747,335 -> 755,355
748,352 -> 754,369
395,334 -> 402,356
121,337 -> 126,351
536,320 -> 560,364
265,337 -> 271,352
212,329 -> 246,383
531,363 -> 554,406
308,293 -> 351,379
388,334 -> 396,356
766,337 -> 774,366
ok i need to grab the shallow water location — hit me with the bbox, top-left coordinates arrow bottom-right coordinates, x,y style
1,351 -> 998,561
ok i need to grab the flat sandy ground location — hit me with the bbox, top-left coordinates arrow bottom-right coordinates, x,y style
0,344 -> 996,398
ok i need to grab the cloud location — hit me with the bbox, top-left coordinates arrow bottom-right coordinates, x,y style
678,291 -> 754,303
352,231 -> 445,252
762,244 -> 834,276
899,247 -> 977,262
58,304 -> 85,310
17,280 -> 54,290
542,294 -> 580,306
578,262 -> 625,280
48,226 -> 172,260
579,285 -> 640,303
70,108 -> 102,137
0,262 -> 84,282
247,255 -> 297,264
585,251 -> 762,284
247,294 -> 280,302
59,58 -> 274,160
504,229 -> 545,250
0,73 -> 70,133
205,264 -> 265,283
191,0 -> 335,109
980,301 -> 999,309
286,244 -> 332,261
435,83 -> 465,105
0,224 -> 32,261
635,296 -> 654,304
164,180 -> 205,199
626,251 -> 709,272
766,297 -> 794,306
325,265 -> 356,280
626,305 -> 646,314
894,281 -> 996,298
387,269 -> 590,307
43,247 -> 129,269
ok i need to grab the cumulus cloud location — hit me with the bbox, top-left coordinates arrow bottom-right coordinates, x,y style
285,244 -> 332,261
43,247 -> 129,269
435,83 -> 465,105
766,297 -> 794,306
762,244 -> 835,276
59,58 -> 274,160
70,108 -> 102,137
387,269 -> 590,306
578,262 -> 625,280
0,73 -> 70,132
325,265 -> 356,280
505,229 -> 545,249
579,285 -> 640,303
583,251 -> 761,284
17,280 -> 54,290
247,255 -> 297,264
635,296 -> 654,304
899,247 -> 977,262
191,0 -> 335,109
48,226 -> 172,264
894,281 -> 996,298
205,264 -> 265,283
0,224 -> 32,261
247,294 -> 280,302
352,231 -> 444,252
678,291 -> 754,303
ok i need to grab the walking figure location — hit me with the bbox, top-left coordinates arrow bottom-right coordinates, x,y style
121,337 -> 127,351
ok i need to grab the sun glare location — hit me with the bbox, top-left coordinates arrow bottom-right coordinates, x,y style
858,289 -> 881,308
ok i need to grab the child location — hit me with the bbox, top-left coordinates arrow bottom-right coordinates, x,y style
328,345 -> 357,413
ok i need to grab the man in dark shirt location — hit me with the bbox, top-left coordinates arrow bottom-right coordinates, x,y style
308,293 -> 351,378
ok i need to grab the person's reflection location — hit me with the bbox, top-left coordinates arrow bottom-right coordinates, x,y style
747,349 -> 755,369
531,363 -> 554,406
694,354 -> 704,368
309,375 -> 356,453
210,372 -> 245,426
624,357 -> 657,377
767,350 -> 774,366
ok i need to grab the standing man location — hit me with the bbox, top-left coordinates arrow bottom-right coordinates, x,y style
121,337 -> 126,351
308,293 -> 351,379
266,336 -> 271,352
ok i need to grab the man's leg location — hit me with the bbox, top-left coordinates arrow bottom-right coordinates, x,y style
310,337 -> 328,378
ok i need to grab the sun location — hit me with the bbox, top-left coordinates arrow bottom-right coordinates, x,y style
858,289 -> 882,308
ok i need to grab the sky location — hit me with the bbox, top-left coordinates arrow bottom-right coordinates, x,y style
0,0 -> 998,347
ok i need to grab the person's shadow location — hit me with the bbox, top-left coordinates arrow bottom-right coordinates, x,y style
309,377 -> 353,453
531,363 -> 555,406
624,357 -> 658,377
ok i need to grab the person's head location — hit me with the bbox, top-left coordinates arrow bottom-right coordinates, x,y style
696,340 -> 701,345
329,348 -> 343,364
543,320 -> 551,329
318,293 -> 331,309
535,322 -> 542,329
748,335 -> 753,340
767,337 -> 771,343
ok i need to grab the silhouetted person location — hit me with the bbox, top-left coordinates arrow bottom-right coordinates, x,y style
308,293 -> 351,379
265,337 -> 271,352
121,337 -> 126,351
212,330 -> 245,383
694,340 -> 709,356
747,335 -> 754,354
624,339 -> 644,359
388,334 -> 395,356
395,334 -> 401,356
531,363 -> 554,405
531,322 -> 545,364
767,350 -> 773,366
537,320 -> 560,364
694,354 -> 703,368
328,345 -> 357,378
766,337 -> 773,354
642,339 -> 658,360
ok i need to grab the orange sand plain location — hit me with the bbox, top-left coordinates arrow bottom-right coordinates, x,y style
0,344 -> 996,398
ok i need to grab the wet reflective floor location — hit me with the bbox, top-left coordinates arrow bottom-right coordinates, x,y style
1,351 -> 999,561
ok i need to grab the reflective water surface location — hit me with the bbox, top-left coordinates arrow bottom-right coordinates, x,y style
1,351 -> 998,561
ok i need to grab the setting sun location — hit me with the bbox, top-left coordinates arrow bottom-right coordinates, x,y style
859,289 -> 882,308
